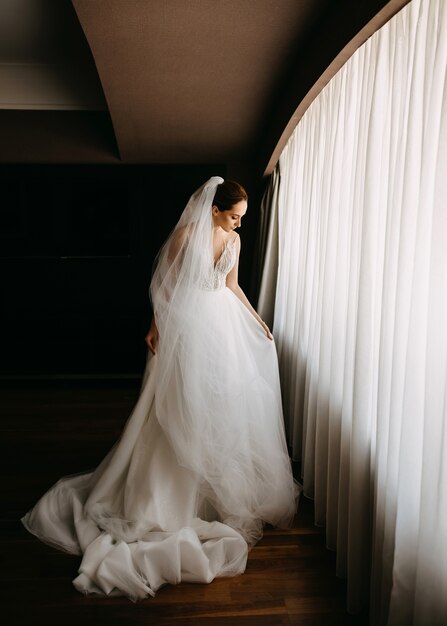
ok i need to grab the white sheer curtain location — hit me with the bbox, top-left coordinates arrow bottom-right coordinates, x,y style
271,0 -> 447,623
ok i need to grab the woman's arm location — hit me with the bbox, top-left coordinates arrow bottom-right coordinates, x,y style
146,226 -> 189,354
226,235 -> 273,340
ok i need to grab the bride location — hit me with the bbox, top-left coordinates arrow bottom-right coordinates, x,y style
21,176 -> 301,601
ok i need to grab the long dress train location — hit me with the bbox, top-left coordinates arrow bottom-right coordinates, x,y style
21,236 -> 301,601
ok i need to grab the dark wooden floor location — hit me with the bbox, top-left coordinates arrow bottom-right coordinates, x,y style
0,380 -> 369,626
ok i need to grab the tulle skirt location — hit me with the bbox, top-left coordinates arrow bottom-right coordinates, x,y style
21,286 -> 301,601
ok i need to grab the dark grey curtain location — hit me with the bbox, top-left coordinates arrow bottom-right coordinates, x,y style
252,165 -> 281,329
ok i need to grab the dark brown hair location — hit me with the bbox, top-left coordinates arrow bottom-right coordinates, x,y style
212,180 -> 248,212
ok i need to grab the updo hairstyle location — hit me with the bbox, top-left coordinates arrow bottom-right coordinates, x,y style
212,180 -> 248,212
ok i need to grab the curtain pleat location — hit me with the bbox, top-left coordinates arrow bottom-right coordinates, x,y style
267,0 -> 447,621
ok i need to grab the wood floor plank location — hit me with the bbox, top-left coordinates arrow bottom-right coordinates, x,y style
1,382 -> 369,626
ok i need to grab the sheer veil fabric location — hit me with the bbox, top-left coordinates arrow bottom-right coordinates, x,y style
21,176 -> 301,601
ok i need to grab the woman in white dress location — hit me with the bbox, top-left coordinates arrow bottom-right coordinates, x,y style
21,176 -> 301,601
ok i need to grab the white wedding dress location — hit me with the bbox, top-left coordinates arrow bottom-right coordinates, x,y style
21,236 -> 300,601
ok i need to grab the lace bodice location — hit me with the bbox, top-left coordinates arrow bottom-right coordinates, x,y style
202,237 -> 238,291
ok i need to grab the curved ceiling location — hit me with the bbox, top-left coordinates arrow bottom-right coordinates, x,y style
71,0 -> 326,164
0,0 -> 409,170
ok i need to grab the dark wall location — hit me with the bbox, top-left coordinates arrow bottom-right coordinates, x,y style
0,164 -> 248,378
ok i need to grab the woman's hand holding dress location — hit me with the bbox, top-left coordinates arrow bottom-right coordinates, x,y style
259,319 -> 273,340
145,317 -> 159,354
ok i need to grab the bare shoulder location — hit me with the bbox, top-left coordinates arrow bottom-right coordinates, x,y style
230,232 -> 240,246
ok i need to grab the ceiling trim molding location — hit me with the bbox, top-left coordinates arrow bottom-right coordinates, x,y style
0,62 -> 107,110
